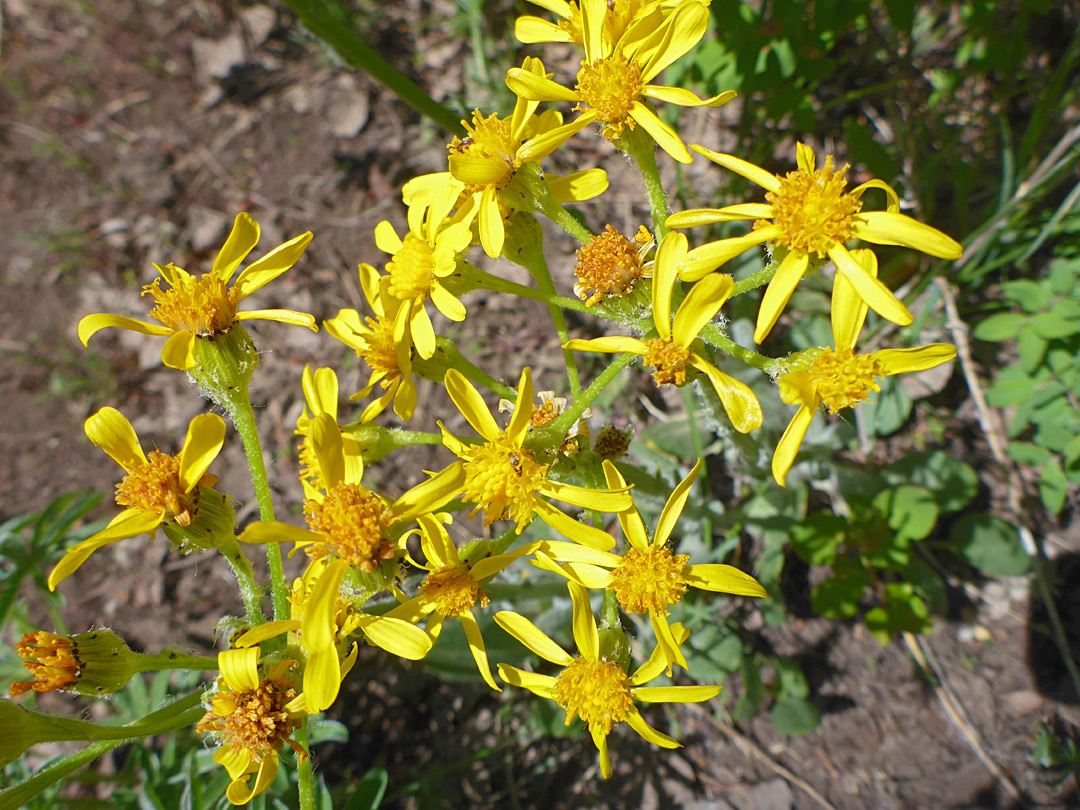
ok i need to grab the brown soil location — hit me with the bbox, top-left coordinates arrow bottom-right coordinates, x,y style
1,1 -> 1076,809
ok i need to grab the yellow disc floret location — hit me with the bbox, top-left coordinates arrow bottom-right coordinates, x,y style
196,662 -> 302,762
421,564 -> 488,617
763,156 -> 861,257
386,234 -> 436,302
459,434 -> 549,526
144,272 -> 238,335
643,338 -> 691,386
303,484 -> 396,571
609,545 -> 691,614
9,632 -> 81,697
574,225 -> 648,306
575,53 -> 643,139
553,656 -> 634,735
809,348 -> 885,412
450,111 -> 519,189
115,450 -> 205,527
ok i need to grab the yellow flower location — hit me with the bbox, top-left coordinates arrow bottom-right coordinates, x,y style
438,367 -> 631,549
324,263 -> 417,424
48,407 -> 225,590
496,582 -> 721,778
196,647 -> 308,805
239,414 -> 459,708
78,213 -> 316,370
534,459 -> 766,673
668,143 -> 964,343
506,0 -> 734,163
294,365 -> 364,498
566,232 -> 762,433
772,250 -> 957,487
234,558 -> 429,712
515,0 -> 674,48
386,515 -> 540,691
404,57 -> 609,259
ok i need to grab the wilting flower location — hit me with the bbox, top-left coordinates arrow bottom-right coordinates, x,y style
534,459 -> 766,673
196,647 -> 308,805
79,213 -> 315,370
387,515 -> 540,690
565,232 -> 762,433
497,582 -> 721,778
324,263 -> 417,424
506,0 -> 734,163
772,250 -> 957,486
48,407 -> 225,590
374,184 -> 472,360
404,57 -> 608,259
438,367 -> 631,549
573,224 -> 653,306
667,143 -> 964,343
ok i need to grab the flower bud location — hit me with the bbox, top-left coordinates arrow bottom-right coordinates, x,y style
188,324 -> 260,405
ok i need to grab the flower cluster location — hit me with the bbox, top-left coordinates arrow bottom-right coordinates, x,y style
18,0 -> 966,802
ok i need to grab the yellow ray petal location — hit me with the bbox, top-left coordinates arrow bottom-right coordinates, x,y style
85,407 -> 146,471
444,369 -> 501,440
238,520 -> 322,547
302,558 -> 348,651
449,154 -> 512,186
672,272 -> 733,348
628,101 -> 692,164
234,620 -> 301,647
431,283 -> 467,322
641,86 -> 736,108
568,581 -> 598,661
830,248 -> 873,353
232,231 -> 313,299
689,356 -> 763,433
389,463 -> 464,522
652,231 -> 686,338
626,708 -> 680,748
535,501 -> 616,551
179,413 -> 226,493
654,458 -> 702,546
506,68 -> 579,103
855,211 -> 963,260
496,663 -> 557,698
680,227 -> 777,282
494,611 -> 574,666
517,112 -> 597,162
361,616 -> 433,660
828,245 -> 913,327
235,308 -> 317,331
78,313 -> 172,346
564,336 -> 647,354
666,204 -> 771,229
547,168 -> 609,203
515,16 -> 573,44
47,508 -> 163,590
310,412 -> 345,491
632,684 -> 721,704
771,405 -> 814,488
593,725 -> 613,778
461,610 -> 500,691
651,611 -> 687,673
477,184 -> 505,260
160,330 -> 196,370
874,344 -> 957,375
303,647 -> 341,712
212,212 -> 260,280
754,249 -> 809,343
684,564 -> 767,597
507,367 -> 534,445
219,647 -> 261,692
374,220 -> 403,255
541,479 -> 632,511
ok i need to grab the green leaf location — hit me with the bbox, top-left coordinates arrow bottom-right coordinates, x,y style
1018,327 -> 1049,373
865,586 -> 932,644
1007,441 -> 1052,467
951,513 -> 1030,576
1032,311 -> 1080,340
811,560 -> 868,619
1001,279 -> 1050,312
789,513 -> 845,565
1048,259 -> 1080,295
973,312 -> 1027,342
1040,458 -> 1068,515
341,768 -> 390,810
770,696 -> 821,736
732,657 -> 764,724
874,486 -> 938,541
864,376 -> 913,437
773,657 -> 809,699
880,451 -> 978,512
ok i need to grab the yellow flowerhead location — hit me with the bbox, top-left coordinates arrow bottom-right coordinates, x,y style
78,213 -> 316,370
772,250 -> 957,487
438,367 -> 631,549
534,459 -> 766,673
404,57 -> 609,259
387,514 -> 541,691
374,184 -> 472,360
506,0 -> 734,163
196,647 -> 307,805
48,407 -> 226,590
668,143 -> 964,343
496,581 -> 721,778
324,263 -> 417,424
566,231 -> 763,433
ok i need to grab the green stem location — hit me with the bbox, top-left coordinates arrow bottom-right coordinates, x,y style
444,343 -> 518,399
622,127 -> 671,240
730,258 -> 779,297
140,651 -> 221,672
279,0 -> 464,135
517,238 -> 582,398
220,388 -> 289,624
296,720 -> 315,810
220,537 -> 266,625
679,387 -> 713,548
698,323 -> 780,375
531,190 -> 595,244
462,264 -> 593,315
530,353 -> 636,450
